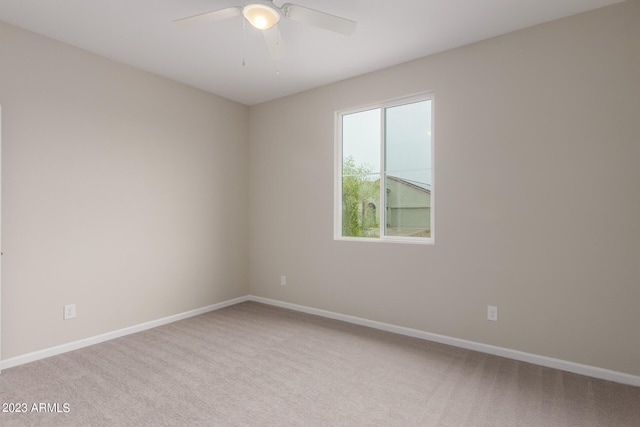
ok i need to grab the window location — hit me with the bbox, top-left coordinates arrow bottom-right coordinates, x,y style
335,93 -> 433,243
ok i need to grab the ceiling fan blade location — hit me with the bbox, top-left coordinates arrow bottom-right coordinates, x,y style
263,26 -> 286,60
281,3 -> 356,35
173,7 -> 242,27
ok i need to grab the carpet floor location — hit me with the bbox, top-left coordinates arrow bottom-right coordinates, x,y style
1,301 -> 638,426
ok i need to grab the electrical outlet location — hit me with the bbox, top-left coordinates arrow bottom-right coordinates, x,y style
64,304 -> 76,320
280,275 -> 286,286
487,305 -> 498,322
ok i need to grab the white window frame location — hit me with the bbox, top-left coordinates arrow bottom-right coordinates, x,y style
334,92 -> 435,244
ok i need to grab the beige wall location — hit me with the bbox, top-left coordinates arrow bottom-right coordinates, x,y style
249,0 -> 640,376
0,22 -> 250,359
1,1 -> 638,377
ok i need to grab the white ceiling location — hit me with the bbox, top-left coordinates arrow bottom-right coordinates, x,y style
0,0 -> 625,105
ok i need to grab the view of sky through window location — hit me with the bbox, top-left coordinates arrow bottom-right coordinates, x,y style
341,101 -> 431,187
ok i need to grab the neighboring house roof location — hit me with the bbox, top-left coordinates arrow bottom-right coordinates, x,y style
386,175 -> 431,193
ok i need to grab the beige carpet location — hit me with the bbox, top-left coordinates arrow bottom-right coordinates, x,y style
1,301 -> 638,426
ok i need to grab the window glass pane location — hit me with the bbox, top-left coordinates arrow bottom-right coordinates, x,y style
385,100 -> 431,178
341,172 -> 380,238
384,100 -> 432,238
384,174 -> 431,237
341,108 -> 382,238
342,108 -> 381,173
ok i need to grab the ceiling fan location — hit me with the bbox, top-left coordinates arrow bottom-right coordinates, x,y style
173,0 -> 357,60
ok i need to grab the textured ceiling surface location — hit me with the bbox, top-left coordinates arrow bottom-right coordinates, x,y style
0,0 -> 625,105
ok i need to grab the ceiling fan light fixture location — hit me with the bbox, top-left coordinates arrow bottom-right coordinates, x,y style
243,4 -> 280,30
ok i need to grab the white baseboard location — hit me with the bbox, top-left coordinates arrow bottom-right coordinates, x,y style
249,296 -> 640,387
2,294 -> 638,387
0,295 -> 250,372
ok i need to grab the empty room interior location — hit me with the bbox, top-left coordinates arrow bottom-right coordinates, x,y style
0,0 -> 639,425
